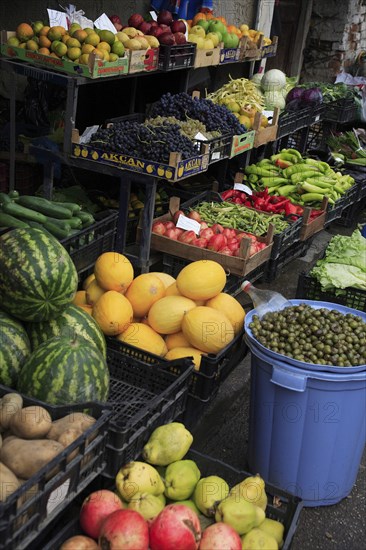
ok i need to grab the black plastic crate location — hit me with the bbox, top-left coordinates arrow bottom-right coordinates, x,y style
195,132 -> 232,163
264,238 -> 312,282
296,271 -> 366,312
158,43 -> 196,71
308,104 -> 326,126
336,196 -> 366,227
323,98 -> 359,124
324,195 -> 347,226
276,111 -> 298,139
0,386 -> 111,550
60,210 -> 118,276
39,449 -> 302,550
271,216 -> 303,260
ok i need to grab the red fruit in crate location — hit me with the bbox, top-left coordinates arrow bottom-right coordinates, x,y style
159,32 -> 176,45
139,21 -> 152,34
128,13 -> 144,28
157,9 -> 174,26
188,210 -> 201,222
174,228 -> 184,238
211,223 -> 224,234
158,24 -> 171,32
249,242 -> 260,256
149,504 -> 201,550
79,489 -> 124,539
200,227 -> 214,240
178,230 -> 196,244
173,209 -> 185,224
149,26 -> 164,38
150,21 -> 159,28
199,522 -> 242,550
207,234 -> 227,251
222,228 -> 236,239
228,240 -> 239,253
59,535 -> 99,549
99,509 -> 149,550
219,246 -> 233,256
192,237 -> 208,248
152,221 -> 166,235
200,221 -> 208,230
164,221 -> 176,230
171,20 -> 187,34
165,228 -> 180,240
174,32 -> 187,44
109,14 -> 122,26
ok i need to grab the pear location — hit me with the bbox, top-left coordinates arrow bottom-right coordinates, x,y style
170,499 -> 200,515
115,461 -> 164,501
230,474 -> 268,511
215,495 -> 265,535
242,527 -> 279,549
127,491 -> 165,522
142,422 -> 193,466
193,475 -> 229,517
258,518 -> 284,548
164,460 -> 201,500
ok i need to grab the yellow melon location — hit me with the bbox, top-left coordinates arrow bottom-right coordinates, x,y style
82,273 -> 95,290
94,252 -> 134,293
165,282 -> 182,296
165,347 -> 204,370
92,290 -> 133,336
149,272 -> 176,289
86,279 -> 105,306
72,290 -> 88,306
148,296 -> 196,335
181,306 -> 234,354
205,293 -> 245,335
165,331 -> 191,350
176,260 -> 226,301
125,273 -> 165,318
77,304 -> 93,316
117,323 -> 168,357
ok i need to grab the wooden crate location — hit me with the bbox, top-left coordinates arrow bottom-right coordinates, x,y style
137,196 -> 274,277
127,47 -> 158,74
253,108 -> 279,148
193,47 -> 221,68
299,197 -> 328,241
240,35 -> 263,60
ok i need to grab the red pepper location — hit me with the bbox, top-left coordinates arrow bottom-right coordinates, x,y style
284,202 -> 299,216
221,189 -> 237,200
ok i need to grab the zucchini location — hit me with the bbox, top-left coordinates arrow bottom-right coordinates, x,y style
3,202 -> 47,223
43,220 -> 71,239
45,216 -> 82,230
54,201 -> 82,214
28,221 -> 54,238
0,213 -> 30,229
8,190 -> 19,200
17,196 -> 73,219
0,193 -> 12,206
75,211 -> 95,227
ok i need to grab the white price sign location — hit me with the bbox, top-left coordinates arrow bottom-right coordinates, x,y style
47,9 -> 68,28
176,215 -> 201,235
150,11 -> 158,21
47,478 -> 71,515
79,125 -> 100,144
194,132 -> 208,141
94,13 -> 117,32
234,183 -> 253,195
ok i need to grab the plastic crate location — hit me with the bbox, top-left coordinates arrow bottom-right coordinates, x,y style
271,216 -> 303,260
307,103 -> 325,126
39,450 -> 302,550
0,386 -> 111,550
195,132 -> 232,163
106,325 -> 248,403
276,111 -> 298,139
296,271 -> 366,312
323,98 -> 359,124
158,43 -> 196,71
336,196 -> 366,228
60,210 -> 118,276
324,195 -> 347,226
264,238 -> 313,282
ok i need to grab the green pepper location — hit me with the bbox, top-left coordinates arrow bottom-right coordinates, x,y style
290,171 -> 324,184
301,193 -> 325,203
245,165 -> 279,177
275,184 -> 298,195
259,177 -> 290,186
282,164 -> 321,178
282,148 -> 303,160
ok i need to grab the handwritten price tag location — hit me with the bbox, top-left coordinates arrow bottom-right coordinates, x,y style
47,9 -> 68,28
176,215 -> 201,235
47,478 -> 71,515
94,13 -> 117,32
80,125 -> 100,144
234,183 -> 253,195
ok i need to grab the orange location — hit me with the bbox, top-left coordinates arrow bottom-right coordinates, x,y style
61,34 -> 71,44
192,13 -> 206,26
16,23 -> 34,42
39,26 -> 50,36
215,16 -> 227,25
26,39 -> 39,51
38,47 -> 50,55
39,35 -> 51,48
72,29 -> 88,43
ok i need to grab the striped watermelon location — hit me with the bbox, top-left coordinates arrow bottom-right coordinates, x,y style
17,336 -> 109,405
0,228 -> 78,322
26,304 -> 106,359
0,310 -> 31,387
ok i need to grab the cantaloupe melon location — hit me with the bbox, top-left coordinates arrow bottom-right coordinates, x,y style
205,293 -> 245,335
181,306 -> 234,354
148,296 -> 196,334
165,347 -> 204,370
176,260 -> 226,301
117,323 -> 168,356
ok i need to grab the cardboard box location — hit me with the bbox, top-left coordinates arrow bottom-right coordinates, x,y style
240,35 -> 263,61
219,39 -> 243,64
137,196 -> 274,277
193,46 -> 220,68
127,47 -> 158,74
253,109 -> 279,148
230,131 -> 255,158
261,36 -> 279,58
1,31 -> 129,78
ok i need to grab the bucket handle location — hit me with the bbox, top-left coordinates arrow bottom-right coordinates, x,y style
271,364 -> 308,392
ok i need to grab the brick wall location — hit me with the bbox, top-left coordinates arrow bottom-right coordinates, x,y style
301,0 -> 366,82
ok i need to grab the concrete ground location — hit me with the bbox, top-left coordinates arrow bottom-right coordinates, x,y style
189,210 -> 366,549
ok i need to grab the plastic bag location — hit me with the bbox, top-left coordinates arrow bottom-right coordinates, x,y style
64,3 -> 94,29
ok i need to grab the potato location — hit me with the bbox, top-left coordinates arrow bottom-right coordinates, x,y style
0,462 -> 20,501
0,438 -> 64,479
58,428 -> 83,461
47,413 -> 96,441
60,536 -> 99,550
0,393 -> 23,431
10,406 -> 52,439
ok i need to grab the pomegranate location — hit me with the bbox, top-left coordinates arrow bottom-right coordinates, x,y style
152,222 -> 166,235
159,32 -> 176,46
191,237 -> 208,248
79,489 -> 124,540
174,32 -> 187,44
164,221 -> 176,230
178,230 -> 196,244
207,234 -> 227,252
149,26 -> 164,38
128,13 -> 144,28
199,522 -> 242,550
99,509 -> 149,550
188,210 -> 201,222
165,228 -> 180,240
173,209 -> 185,224
200,227 -> 214,240
138,21 -> 152,34
149,504 -> 201,550
211,223 -> 224,234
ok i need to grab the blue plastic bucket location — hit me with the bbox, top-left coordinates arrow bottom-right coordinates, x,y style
247,340 -> 366,506
245,299 -> 366,373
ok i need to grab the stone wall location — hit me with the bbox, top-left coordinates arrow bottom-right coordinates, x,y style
301,0 -> 366,82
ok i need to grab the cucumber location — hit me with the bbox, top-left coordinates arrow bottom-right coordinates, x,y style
0,193 -> 12,206
45,216 -> 82,230
28,221 -> 55,238
8,190 -> 19,200
54,201 -> 82,214
0,213 -> 30,229
75,211 -> 95,227
43,220 -> 71,239
17,196 -> 73,219
3,202 -> 47,223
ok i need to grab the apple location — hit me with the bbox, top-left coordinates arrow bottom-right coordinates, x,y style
189,25 -> 206,38
174,32 -> 187,44
219,246 -> 233,256
196,19 -> 210,32
174,228 -> 184,238
152,222 -> 166,235
79,490 -> 124,539
200,227 -> 214,240
178,230 -> 196,244
173,210 -> 185,224
208,20 -> 227,35
99,509 -> 149,550
207,234 -> 227,251
192,237 -> 208,248
171,20 -> 187,34
188,34 -> 204,49
223,32 -> 240,48
138,21 -> 152,34
165,228 -> 179,240
211,223 -> 224,234
203,38 -> 215,50
200,221 -> 208,230
206,32 -> 220,47
188,210 -> 201,222
157,9 -> 173,26
223,228 -> 236,239
158,24 -> 171,33
128,14 -> 144,28
164,221 -> 176,230
149,26 -> 164,38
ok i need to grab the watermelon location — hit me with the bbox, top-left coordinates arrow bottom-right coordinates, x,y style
26,304 -> 107,359
17,336 -> 109,405
0,310 -> 31,387
0,228 -> 78,322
